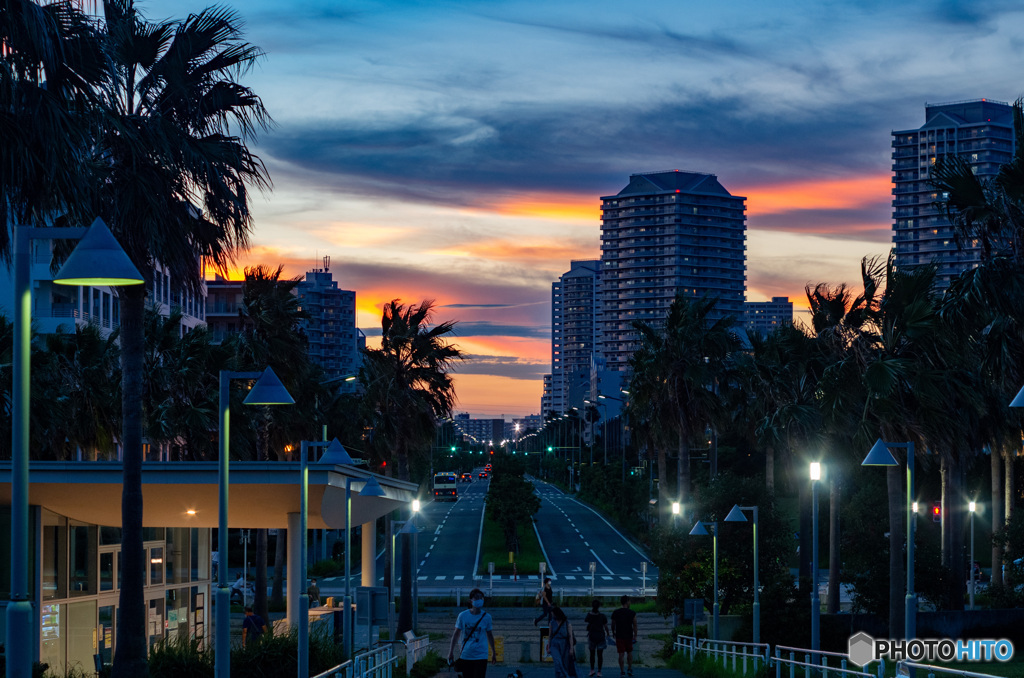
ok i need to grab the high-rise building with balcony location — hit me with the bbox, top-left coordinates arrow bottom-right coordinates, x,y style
598,170 -> 747,370
549,259 -> 600,414
891,99 -> 1015,292
296,258 -> 363,386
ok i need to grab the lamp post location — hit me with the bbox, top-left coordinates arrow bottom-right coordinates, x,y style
689,520 -> 719,640
969,501 -> 977,609
216,368 -> 294,678
8,218 -> 144,678
671,502 -> 680,527
862,438 -> 917,641
725,504 -> 759,644
346,475 -> 385,657
809,462 -> 821,651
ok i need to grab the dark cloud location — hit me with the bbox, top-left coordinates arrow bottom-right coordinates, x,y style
455,355 -> 548,381
751,205 -> 892,240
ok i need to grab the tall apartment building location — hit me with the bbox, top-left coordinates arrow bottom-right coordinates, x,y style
598,170 -> 747,370
892,99 -> 1015,292
743,297 -> 793,337
204,275 -> 245,344
548,259 -> 601,415
296,259 -> 363,386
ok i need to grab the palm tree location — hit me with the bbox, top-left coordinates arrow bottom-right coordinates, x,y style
88,3 -> 271,674
360,299 -> 462,481
627,294 -> 740,521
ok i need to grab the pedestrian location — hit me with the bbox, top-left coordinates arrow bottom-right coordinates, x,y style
584,599 -> 610,676
241,605 -> 267,648
546,606 -> 577,678
307,577 -> 321,607
448,588 -> 496,678
533,577 -> 554,626
610,595 -> 637,678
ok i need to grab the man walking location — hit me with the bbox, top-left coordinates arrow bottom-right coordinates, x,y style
533,577 -> 554,626
610,595 -> 637,677
307,577 -> 321,607
242,605 -> 267,648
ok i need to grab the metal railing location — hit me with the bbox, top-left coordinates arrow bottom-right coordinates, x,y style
674,635 -> 770,675
404,634 -> 432,667
313,643 -> 400,678
773,645 -> 884,678
896,661 -> 1004,678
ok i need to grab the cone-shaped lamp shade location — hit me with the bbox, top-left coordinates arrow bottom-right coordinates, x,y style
689,522 -> 710,536
243,367 -> 295,405
861,439 -> 899,466
319,438 -> 355,465
724,505 -> 747,523
358,476 -> 387,497
1011,384 -> 1024,408
53,217 -> 145,286
399,520 -> 420,535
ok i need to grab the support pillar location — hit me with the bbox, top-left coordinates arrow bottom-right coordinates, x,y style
287,512 -> 300,628
361,521 -> 376,587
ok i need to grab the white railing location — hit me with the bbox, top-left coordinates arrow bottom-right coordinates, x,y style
774,645 -> 885,678
896,660 -> 1004,678
674,635 -> 770,675
312,659 -> 353,678
405,634 -> 432,667
312,643 -> 400,678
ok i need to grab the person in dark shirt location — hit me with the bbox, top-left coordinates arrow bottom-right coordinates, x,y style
241,605 -> 267,648
533,577 -> 554,626
584,598 -> 610,676
609,595 -> 637,677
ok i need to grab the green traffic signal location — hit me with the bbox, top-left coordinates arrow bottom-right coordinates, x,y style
547,446 -> 553,452
450,446 -> 456,452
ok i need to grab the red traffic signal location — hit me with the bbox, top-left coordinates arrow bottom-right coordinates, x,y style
932,502 -> 941,522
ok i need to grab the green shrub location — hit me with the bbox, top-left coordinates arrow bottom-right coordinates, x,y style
310,559 -> 344,578
409,650 -> 447,678
149,636 -> 212,678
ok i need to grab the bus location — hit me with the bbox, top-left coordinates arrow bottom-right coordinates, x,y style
432,472 -> 458,501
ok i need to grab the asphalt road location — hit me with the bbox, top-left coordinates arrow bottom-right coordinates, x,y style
532,478 -> 658,592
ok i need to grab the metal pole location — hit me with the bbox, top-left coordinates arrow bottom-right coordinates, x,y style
811,477 -> 820,651
752,507 -> 760,645
299,442 -> 310,678
216,371 -> 231,678
906,442 -> 916,641
969,507 -> 975,609
712,523 -> 719,642
344,478 -> 353,659
7,227 -> 32,678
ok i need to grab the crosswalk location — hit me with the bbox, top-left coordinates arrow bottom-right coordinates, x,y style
324,573 -> 658,584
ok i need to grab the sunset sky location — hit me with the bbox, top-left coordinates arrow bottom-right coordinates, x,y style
148,0 -> 1024,417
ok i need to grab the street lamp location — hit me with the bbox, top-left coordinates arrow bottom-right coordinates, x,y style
216,367 -> 294,678
725,504 -> 759,644
689,520 -> 719,640
809,462 -> 822,651
862,438 -> 917,641
671,502 -> 680,527
8,218 -> 144,678
969,501 -> 977,609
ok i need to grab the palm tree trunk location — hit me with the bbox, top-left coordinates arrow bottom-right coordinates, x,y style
657,446 -> 668,523
765,446 -> 775,495
887,465 -> 906,638
1006,449 -> 1015,526
948,458 -> 965,611
941,456 -> 950,565
678,435 -> 690,521
827,477 -> 841,614
272,528 -> 286,606
991,446 -> 1004,588
112,284 -> 148,678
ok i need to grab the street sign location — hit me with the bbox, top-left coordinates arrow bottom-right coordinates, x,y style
539,562 -> 546,575
640,561 -> 647,573
355,586 -> 389,625
488,562 -> 495,574
589,562 -> 596,573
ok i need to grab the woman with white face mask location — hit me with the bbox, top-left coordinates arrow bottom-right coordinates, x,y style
448,588 -> 496,678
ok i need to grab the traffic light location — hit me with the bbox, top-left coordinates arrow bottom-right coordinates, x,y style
932,502 -> 941,523
489,450 -> 494,455
547,446 -> 553,452
450,446 -> 456,452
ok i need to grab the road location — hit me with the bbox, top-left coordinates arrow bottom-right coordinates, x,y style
531,478 -> 657,592
320,469 -> 657,596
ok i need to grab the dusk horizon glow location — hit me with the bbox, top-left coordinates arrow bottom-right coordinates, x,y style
145,0 -> 1024,417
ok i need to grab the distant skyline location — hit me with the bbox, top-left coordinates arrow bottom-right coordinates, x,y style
147,0 -> 1024,416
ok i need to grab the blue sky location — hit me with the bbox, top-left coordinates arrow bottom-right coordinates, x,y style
146,0 -> 1024,416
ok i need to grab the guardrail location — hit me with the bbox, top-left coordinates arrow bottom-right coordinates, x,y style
675,636 -> 886,678
312,643 -> 401,678
774,645 -> 885,678
673,635 -> 769,675
896,661 -> 1004,678
405,634 -> 432,666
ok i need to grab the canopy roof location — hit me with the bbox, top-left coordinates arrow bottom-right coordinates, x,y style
0,461 -> 417,529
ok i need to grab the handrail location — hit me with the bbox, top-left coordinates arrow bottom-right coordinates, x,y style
311,659 -> 353,678
773,645 -> 884,678
898,661 -> 1004,678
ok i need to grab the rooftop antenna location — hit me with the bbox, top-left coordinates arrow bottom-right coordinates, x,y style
324,255 -> 330,272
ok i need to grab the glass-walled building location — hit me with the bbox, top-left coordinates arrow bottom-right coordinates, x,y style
12,509 -> 212,673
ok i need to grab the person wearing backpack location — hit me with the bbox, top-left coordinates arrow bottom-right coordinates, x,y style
448,588 -> 496,678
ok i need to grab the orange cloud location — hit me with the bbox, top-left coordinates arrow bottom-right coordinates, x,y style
428,239 -> 594,263
740,174 -> 891,215
452,374 -> 543,417
475,192 -> 599,223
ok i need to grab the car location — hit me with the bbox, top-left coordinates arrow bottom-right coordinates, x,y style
460,472 -> 473,482
478,471 -> 488,479
484,464 -> 492,472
